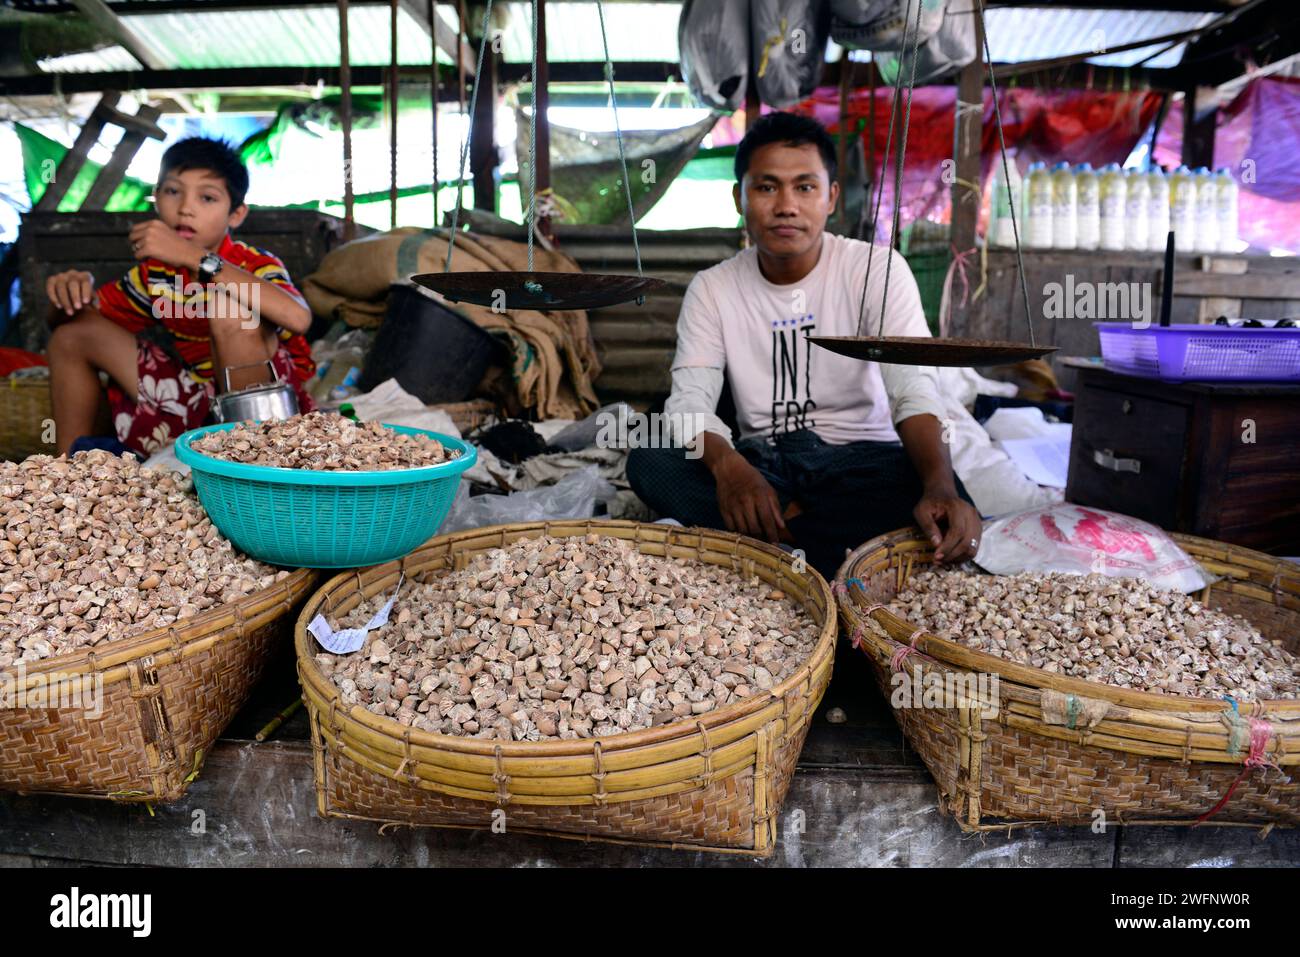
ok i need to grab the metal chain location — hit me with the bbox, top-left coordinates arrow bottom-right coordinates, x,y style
854,6 -> 912,336
444,0 -> 495,272
596,0 -> 643,277
875,0 -> 926,339
974,0 -> 1036,346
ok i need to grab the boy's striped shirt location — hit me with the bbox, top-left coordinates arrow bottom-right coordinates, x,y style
96,232 -> 316,386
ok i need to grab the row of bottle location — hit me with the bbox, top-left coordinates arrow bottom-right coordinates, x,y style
990,162 -> 1240,254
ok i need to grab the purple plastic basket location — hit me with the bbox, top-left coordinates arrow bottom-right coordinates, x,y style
1095,323 -> 1300,382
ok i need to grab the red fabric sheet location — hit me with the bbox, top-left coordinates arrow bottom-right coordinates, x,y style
713,87 -> 1164,241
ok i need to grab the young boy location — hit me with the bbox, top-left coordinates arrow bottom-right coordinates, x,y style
45,136 -> 315,457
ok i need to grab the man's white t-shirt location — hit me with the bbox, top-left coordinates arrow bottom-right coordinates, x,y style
669,232 -> 945,446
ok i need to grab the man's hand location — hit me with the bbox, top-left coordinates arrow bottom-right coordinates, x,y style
45,269 -> 96,319
129,220 -> 202,270
707,445 -> 788,544
914,489 -> 982,564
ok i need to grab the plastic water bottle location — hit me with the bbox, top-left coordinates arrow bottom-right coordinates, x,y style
1169,165 -> 1197,252
1075,163 -> 1099,251
1146,166 -> 1170,252
1050,161 -> 1077,249
1025,162 -> 1054,249
1215,167 -> 1239,253
1194,167 -> 1219,253
1125,168 -> 1150,252
1099,163 -> 1126,251
989,158 -> 1023,249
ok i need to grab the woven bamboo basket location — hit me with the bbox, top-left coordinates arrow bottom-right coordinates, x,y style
296,520 -> 836,855
0,376 -> 54,462
0,567 -> 317,802
835,528 -> 1300,831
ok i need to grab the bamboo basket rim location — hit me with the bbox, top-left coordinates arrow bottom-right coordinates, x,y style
835,528 -> 1300,718
296,519 -> 836,761
1,566 -> 317,687
1,376 -> 50,388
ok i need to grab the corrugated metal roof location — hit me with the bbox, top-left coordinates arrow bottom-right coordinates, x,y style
982,7 -> 1215,69
37,44 -> 140,74
495,2 -> 681,63
37,4 -> 453,72
32,3 -> 1218,76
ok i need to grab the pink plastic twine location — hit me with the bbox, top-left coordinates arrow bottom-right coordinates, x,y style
1196,717 -> 1283,824
939,244 -> 976,339
890,628 -> 927,673
845,604 -> 890,654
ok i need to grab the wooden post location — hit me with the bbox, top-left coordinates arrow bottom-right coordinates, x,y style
867,59 -> 876,217
389,0 -> 400,229
837,51 -> 851,224
429,0 -> 439,223
533,0 -> 552,240
338,0 -> 355,240
35,91 -> 120,211
457,0 -> 467,115
82,103 -> 163,210
950,12 -> 985,259
1181,85 -> 1216,169
744,80 -> 761,131
469,16 -> 497,213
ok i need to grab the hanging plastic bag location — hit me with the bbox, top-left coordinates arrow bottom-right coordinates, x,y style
874,1 -> 976,84
832,0 -> 946,52
679,0 -> 751,112
439,465 -> 618,534
974,504 -> 1218,594
751,0 -> 833,109
830,0 -> 893,24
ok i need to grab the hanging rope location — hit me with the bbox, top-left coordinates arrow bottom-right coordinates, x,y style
596,0 -> 644,279
875,0 -> 927,339
526,0 -> 539,272
444,0 -> 496,272
854,4 -> 913,337
974,0 -> 1036,346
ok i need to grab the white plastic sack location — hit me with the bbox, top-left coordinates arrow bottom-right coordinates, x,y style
875,1 -> 976,83
439,465 -> 618,535
679,0 -> 751,112
974,504 -> 1218,594
752,0 -> 832,109
832,0 -> 945,52
341,378 -> 463,440
935,369 -> 1062,519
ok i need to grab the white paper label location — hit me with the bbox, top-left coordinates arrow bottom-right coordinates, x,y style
308,573 -> 405,654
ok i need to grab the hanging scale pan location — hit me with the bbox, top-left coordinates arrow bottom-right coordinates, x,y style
429,0 -> 656,314
825,0 -> 1057,369
809,335 -> 1056,367
412,271 -> 665,311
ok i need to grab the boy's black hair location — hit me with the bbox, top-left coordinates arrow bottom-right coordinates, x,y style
158,136 -> 250,210
734,112 -> 837,185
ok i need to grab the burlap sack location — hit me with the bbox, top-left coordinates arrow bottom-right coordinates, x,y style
303,228 -> 602,419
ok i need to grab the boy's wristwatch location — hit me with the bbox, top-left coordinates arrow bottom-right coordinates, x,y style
197,252 -> 223,283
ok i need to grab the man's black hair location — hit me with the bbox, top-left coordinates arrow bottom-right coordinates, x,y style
734,111 -> 837,185
158,136 -> 250,210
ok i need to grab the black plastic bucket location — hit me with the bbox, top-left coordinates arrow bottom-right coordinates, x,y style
359,282 -> 504,404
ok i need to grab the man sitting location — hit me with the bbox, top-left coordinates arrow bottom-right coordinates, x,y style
627,112 -> 981,577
